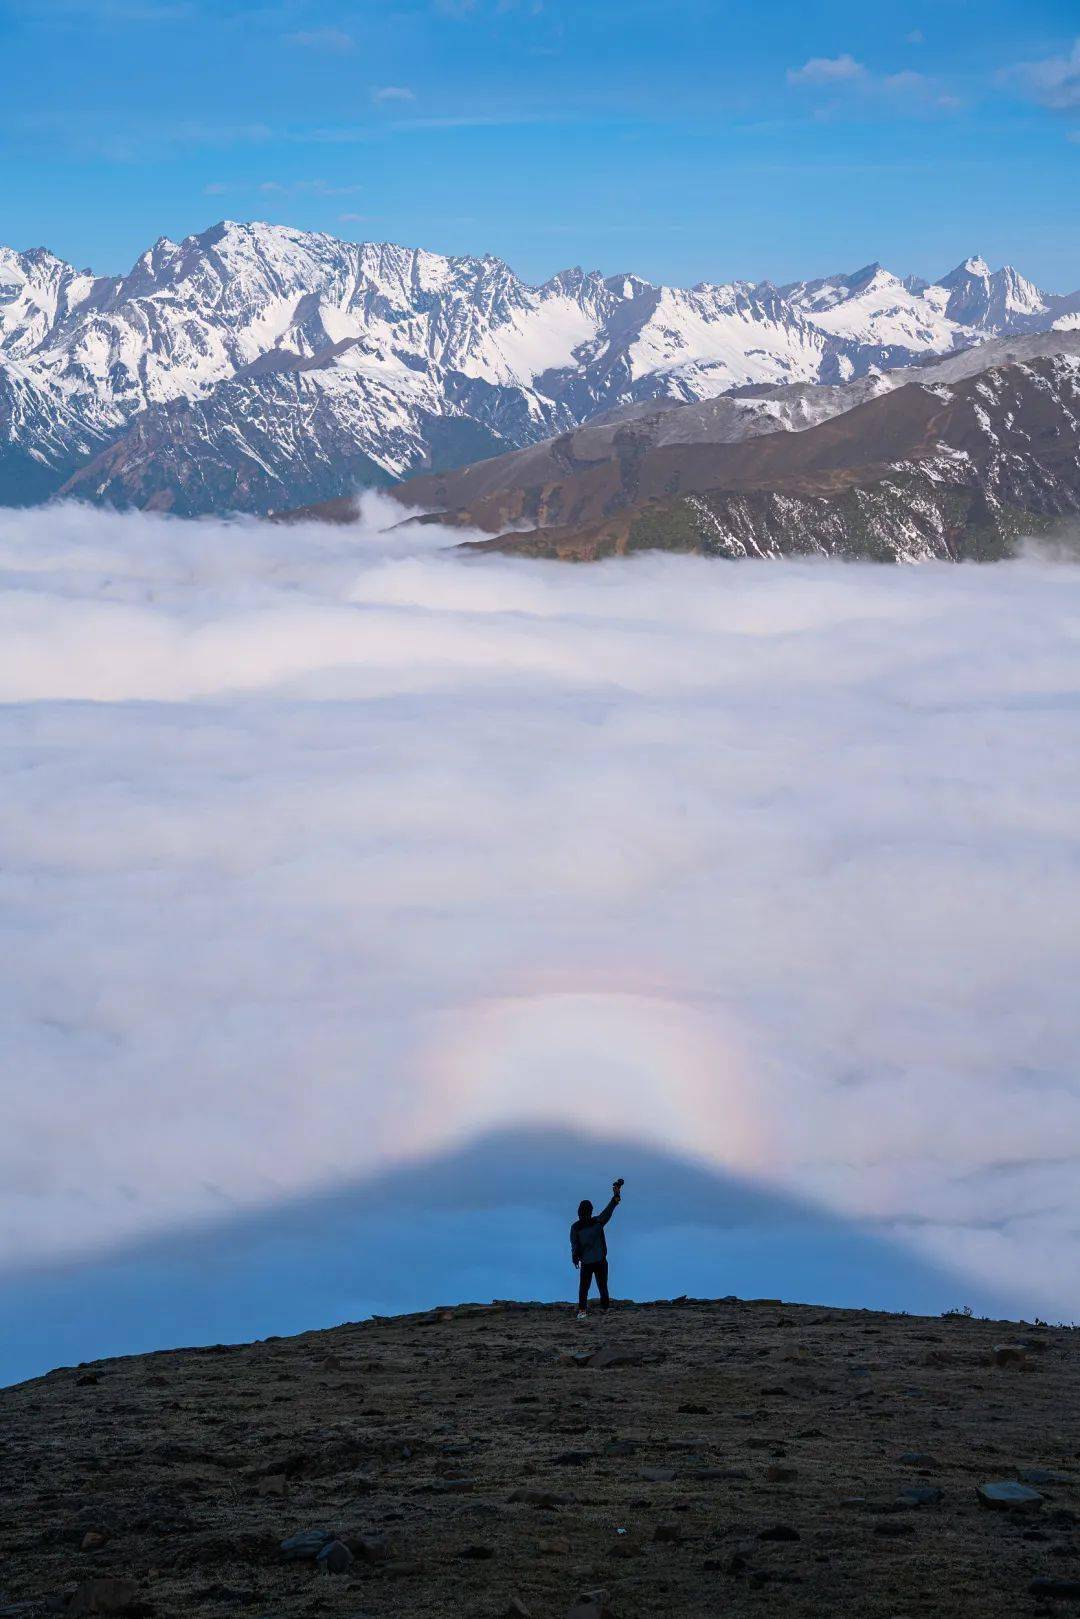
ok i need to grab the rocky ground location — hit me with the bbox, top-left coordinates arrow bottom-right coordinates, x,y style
2,1297 -> 1080,1618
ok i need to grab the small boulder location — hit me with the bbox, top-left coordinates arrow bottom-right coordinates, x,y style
654,1522 -> 682,1543
257,1474 -> 287,1498
639,1467 -> 676,1484
280,1528 -> 333,1560
991,1344 -> 1028,1368
758,1524 -> 800,1542
977,1480 -> 1044,1511
315,1539 -> 353,1574
458,1544 -> 496,1560
765,1464 -> 797,1483
898,1486 -> 944,1507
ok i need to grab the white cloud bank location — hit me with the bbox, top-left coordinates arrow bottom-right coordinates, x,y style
2,499 -> 1080,1351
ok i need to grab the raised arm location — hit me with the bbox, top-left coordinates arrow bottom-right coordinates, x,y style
595,1193 -> 620,1227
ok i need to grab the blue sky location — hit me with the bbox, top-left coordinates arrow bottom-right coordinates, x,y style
1,0 -> 1077,288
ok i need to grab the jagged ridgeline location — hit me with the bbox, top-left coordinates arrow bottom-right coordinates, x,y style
384,336 -> 1080,564
1,220 -> 1077,516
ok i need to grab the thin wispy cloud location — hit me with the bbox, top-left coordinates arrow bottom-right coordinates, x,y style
1002,37 -> 1080,112
787,53 -> 866,86
787,53 -> 960,114
372,85 -> 417,103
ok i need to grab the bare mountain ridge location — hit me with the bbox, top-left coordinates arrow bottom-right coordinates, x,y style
1,220 -> 1076,514
355,335 -> 1080,564
3,1297 -> 1078,1618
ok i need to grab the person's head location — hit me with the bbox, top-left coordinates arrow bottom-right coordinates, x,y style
577,1199 -> 593,1221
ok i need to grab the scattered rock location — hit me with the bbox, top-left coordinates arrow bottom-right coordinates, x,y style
1021,1469 -> 1074,1486
588,1346 -> 645,1370
601,1439 -> 639,1457
654,1522 -> 682,1543
639,1467 -> 676,1484
280,1528 -> 333,1560
898,1486 -> 944,1507
79,1529 -> 110,1551
256,1473 -> 287,1498
765,1463 -> 797,1483
898,1452 -> 939,1469
874,1521 -> 916,1537
992,1344 -> 1029,1368
758,1524 -> 801,1542
554,1451 -> 592,1467
1029,1578 -> 1080,1599
315,1538 -> 353,1574
977,1480 -> 1045,1511
504,1598 -> 533,1619
458,1542 -> 496,1559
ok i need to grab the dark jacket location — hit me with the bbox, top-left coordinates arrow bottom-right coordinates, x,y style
570,1195 -> 619,1266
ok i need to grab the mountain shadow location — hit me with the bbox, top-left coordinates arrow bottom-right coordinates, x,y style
0,1125 -> 1023,1387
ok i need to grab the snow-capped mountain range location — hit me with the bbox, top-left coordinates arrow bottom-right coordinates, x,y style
1,220 -> 1077,514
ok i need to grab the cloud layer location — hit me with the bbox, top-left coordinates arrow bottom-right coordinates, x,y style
3,499 -> 1080,1362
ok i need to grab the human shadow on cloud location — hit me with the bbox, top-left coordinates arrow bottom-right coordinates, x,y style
0,1125 -> 1021,1386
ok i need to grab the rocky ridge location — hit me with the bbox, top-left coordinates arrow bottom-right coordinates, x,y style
2,1297 -> 1080,1617
1,222 -> 1077,514
373,338 -> 1080,563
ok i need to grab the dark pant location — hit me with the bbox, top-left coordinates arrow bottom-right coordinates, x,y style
578,1259 -> 609,1311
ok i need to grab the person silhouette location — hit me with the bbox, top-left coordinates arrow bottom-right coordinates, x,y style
570,1178 -> 623,1319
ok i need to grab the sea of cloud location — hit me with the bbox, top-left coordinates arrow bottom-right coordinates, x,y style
2,497 -> 1080,1374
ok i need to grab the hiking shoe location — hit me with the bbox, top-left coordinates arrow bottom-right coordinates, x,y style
576,1311 -> 588,1321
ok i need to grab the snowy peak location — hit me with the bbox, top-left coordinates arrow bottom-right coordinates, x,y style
0,220 -> 1074,515
941,254 -> 992,282
936,255 -> 1049,330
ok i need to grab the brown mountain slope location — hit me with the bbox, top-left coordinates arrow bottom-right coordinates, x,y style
387,332 -> 1080,534
282,348 -> 1080,562
448,355 -> 1080,562
2,1298 -> 1078,1618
